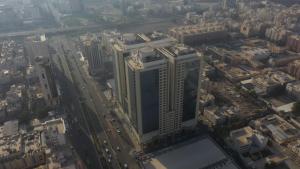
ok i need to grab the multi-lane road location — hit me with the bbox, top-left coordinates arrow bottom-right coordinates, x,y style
51,39 -> 103,169
51,36 -> 141,169
0,17 -> 180,39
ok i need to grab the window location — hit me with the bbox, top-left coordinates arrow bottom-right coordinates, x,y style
140,69 -> 159,134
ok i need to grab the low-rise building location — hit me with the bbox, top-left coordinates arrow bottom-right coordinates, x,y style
33,118 -> 67,147
250,114 -> 300,145
0,118 -> 75,169
287,35 -> 300,53
202,106 -> 226,126
270,70 -> 296,85
265,27 -> 292,45
240,20 -> 269,38
0,122 -> 46,169
143,137 -> 240,169
252,70 -> 295,96
287,139 -> 300,158
268,54 -> 300,67
288,59 -> 300,79
199,89 -> 215,108
242,48 -> 270,61
5,84 -> 24,105
286,81 -> 300,101
230,126 -> 268,154
229,126 -> 287,169
169,22 -> 228,45
202,106 -> 239,126
5,84 -> 24,118
215,64 -> 252,82
0,70 -> 11,87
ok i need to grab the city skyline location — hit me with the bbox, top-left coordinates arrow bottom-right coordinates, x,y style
0,0 -> 299,169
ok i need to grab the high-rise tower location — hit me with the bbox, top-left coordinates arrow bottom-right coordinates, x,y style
126,47 -> 169,143
34,55 -> 58,106
159,45 -> 201,129
25,34 -> 58,107
81,36 -> 103,75
112,32 -> 175,115
125,44 -> 202,144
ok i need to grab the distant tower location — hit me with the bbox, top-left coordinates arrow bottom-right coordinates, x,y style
24,34 -> 49,64
25,34 -> 58,107
68,0 -> 83,13
34,55 -> 58,106
82,36 -> 103,75
223,0 -> 237,9
122,0 -> 127,15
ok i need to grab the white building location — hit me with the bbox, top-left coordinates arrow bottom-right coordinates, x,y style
230,126 -> 268,154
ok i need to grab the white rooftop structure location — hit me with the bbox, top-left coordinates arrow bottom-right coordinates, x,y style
144,137 -> 239,169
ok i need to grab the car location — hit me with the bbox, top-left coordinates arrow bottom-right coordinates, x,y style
104,140 -> 107,144
107,158 -> 111,163
105,148 -> 109,153
124,163 -> 128,168
116,146 -> 120,151
117,129 -> 121,133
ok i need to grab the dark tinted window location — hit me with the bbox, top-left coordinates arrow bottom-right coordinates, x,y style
183,62 -> 199,122
140,69 -> 159,134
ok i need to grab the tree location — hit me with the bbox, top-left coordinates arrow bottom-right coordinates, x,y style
292,102 -> 300,116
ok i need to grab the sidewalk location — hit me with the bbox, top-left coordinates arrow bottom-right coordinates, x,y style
113,106 -> 142,152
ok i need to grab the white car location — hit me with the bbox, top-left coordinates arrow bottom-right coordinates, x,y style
124,163 -> 128,168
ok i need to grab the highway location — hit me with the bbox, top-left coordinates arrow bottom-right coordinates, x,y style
0,18 -> 180,39
51,38 -> 103,169
51,36 -> 141,169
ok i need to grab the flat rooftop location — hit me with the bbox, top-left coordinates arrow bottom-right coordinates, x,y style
143,137 -> 239,169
